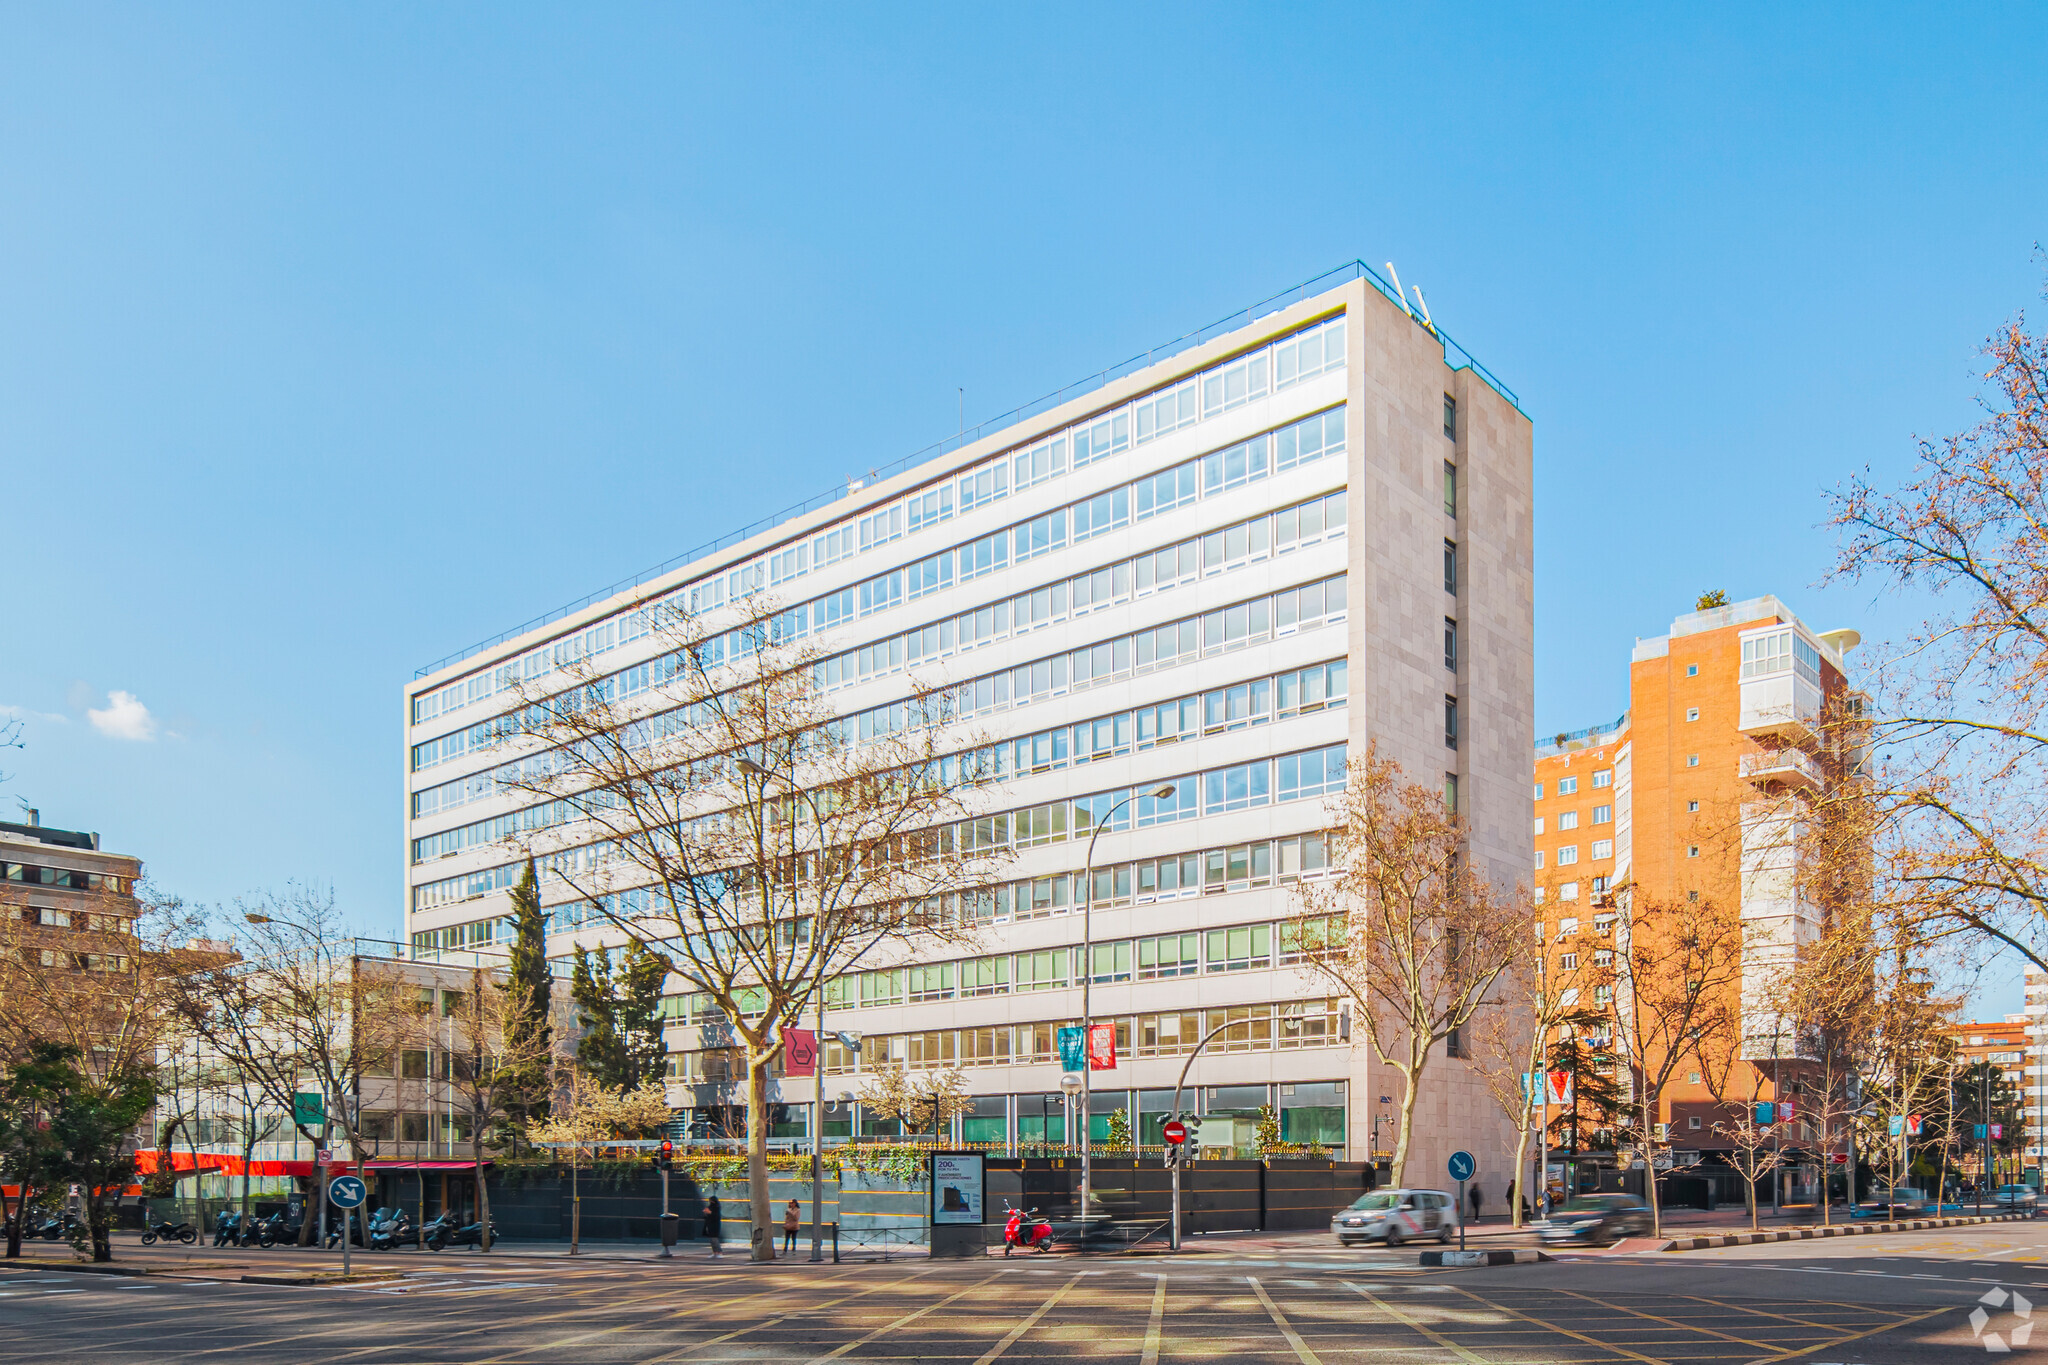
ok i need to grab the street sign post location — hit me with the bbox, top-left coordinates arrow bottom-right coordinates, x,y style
328,1175 -> 366,1277
1448,1151 -> 1476,1251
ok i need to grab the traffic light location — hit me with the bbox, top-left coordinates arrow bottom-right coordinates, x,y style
658,1139 -> 673,1173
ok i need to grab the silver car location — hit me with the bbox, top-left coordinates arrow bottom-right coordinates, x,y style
1330,1188 -> 1458,1246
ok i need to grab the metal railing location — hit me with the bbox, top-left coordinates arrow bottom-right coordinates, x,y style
415,260 -> 1520,680
1536,712 -> 1630,756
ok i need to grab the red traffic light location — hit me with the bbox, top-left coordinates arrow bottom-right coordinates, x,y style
660,1140 -> 673,1155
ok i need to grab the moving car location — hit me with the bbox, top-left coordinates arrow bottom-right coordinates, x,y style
1995,1185 -> 2039,1214
1534,1194 -> 1653,1245
1852,1187 -> 1935,1219
1330,1189 -> 1458,1246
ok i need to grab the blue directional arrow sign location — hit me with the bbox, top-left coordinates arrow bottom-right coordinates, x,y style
1447,1150 -> 1476,1182
327,1175 -> 367,1209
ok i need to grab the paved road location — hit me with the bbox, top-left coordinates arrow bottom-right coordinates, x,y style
6,1220 -> 2044,1363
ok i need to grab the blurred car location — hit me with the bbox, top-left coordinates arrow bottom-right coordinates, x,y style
1534,1194 -> 1653,1245
1995,1185 -> 2040,1214
1852,1187 -> 1935,1219
1330,1189 -> 1458,1246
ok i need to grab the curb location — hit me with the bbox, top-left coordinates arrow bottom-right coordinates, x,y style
1419,1249 -> 1551,1267
240,1271 -> 407,1286
1666,1212 -> 2027,1251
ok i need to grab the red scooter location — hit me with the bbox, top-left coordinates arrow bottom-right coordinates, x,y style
1002,1203 -> 1053,1256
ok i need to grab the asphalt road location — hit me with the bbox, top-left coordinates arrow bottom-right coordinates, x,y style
6,1220 -> 2046,1364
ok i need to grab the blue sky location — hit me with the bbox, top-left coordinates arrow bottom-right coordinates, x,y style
2,7 -> 2043,1000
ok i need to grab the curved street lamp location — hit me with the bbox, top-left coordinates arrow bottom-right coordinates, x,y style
1077,783 -> 1176,1227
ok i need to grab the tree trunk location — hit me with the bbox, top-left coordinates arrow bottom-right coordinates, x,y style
4,1185 -> 25,1257
241,1135 -> 256,1218
474,1122 -> 492,1253
747,1045 -> 774,1261
1388,1059 -> 1424,1189
1508,1105 -> 1533,1229
1642,1084 -> 1662,1236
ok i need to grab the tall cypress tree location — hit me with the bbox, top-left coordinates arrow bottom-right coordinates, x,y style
503,859 -> 554,1128
571,946 -> 630,1090
617,942 -> 669,1091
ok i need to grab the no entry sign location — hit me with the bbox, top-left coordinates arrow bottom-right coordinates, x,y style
1163,1119 -> 1188,1145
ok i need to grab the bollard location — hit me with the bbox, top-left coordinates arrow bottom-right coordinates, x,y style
830,1220 -> 840,1264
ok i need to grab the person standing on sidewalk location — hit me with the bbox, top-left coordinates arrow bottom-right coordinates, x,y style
704,1194 -> 723,1258
783,1199 -> 801,1255
1469,1184 -> 1483,1224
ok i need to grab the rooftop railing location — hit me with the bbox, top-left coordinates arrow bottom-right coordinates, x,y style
415,260 -> 1521,679
1535,712 -> 1630,756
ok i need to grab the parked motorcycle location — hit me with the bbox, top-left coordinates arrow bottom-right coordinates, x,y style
423,1212 -> 499,1251
257,1210 -> 299,1247
140,1216 -> 198,1246
1001,1203 -> 1054,1256
212,1211 -> 240,1247
33,1211 -> 84,1242
367,1207 -> 414,1251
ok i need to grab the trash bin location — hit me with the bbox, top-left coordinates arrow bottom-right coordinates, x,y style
660,1212 -> 680,1249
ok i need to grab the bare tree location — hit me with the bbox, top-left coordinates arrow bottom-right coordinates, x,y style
176,887 -> 411,1245
416,963 -> 563,1251
1609,892 -> 1742,1236
1825,270 -> 2048,971
1291,745 -> 1529,1188
0,886 -> 202,1259
1469,910 -> 1601,1226
500,594 -> 1000,1260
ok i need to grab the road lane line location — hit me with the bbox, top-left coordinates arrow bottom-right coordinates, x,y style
1140,1275 -> 1167,1365
1344,1281 -> 1489,1365
808,1273 -> 1001,1364
1739,1304 -> 1953,1365
1248,1276 -> 1322,1365
972,1272 -> 1083,1365
1550,1289 -> 1783,1352
1443,1283 -> 1669,1365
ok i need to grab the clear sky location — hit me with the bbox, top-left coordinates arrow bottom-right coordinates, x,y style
2,7 -> 2043,1003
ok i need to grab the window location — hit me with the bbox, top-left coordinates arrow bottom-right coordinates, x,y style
1137,932 -> 1201,979
1444,461 -> 1457,517
1592,878 -> 1609,896
1203,760 -> 1272,813
1558,917 -> 1579,938
1443,541 -> 1457,594
1592,769 -> 1612,788
1533,816 -> 1544,835
1687,800 -> 1699,812
1557,776 -> 1578,795
1443,773 -> 1459,813
1445,1025 -> 1466,1059
1557,846 -> 1579,866
1201,435 -> 1272,494
1685,754 -> 1700,767
1443,618 -> 1458,671
1686,708 -> 1700,722
1444,697 -> 1458,749
1134,462 -> 1198,520
1559,882 -> 1579,901
1560,953 -> 1579,971
1686,663 -> 1699,677
1686,1071 -> 1701,1085
1592,804 -> 1612,824
1533,783 -> 1545,800
1534,850 -> 1545,869
1205,924 -> 1271,972
1071,486 -> 1129,542
1591,839 -> 1613,859
1742,631 -> 1795,679
1443,395 -> 1457,440
1687,846 -> 1699,858
1557,810 -> 1579,831
1012,435 -> 1066,490
1688,1115 -> 1702,1131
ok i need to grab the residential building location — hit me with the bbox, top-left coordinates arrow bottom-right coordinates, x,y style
0,815 -> 142,936
401,266 -> 1534,1177
1535,597 -> 1863,1156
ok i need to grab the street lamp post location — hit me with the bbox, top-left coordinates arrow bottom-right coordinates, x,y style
1077,784 -> 1175,1227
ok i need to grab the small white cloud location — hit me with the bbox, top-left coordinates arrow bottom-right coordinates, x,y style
0,704 -> 66,724
87,691 -> 157,741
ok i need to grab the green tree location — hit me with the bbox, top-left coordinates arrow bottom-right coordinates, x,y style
0,1046 -> 67,1258
31,1043 -> 156,1262
571,943 -> 667,1091
503,860 -> 554,1134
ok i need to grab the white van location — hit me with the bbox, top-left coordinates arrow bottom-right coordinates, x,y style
1330,1188 -> 1459,1246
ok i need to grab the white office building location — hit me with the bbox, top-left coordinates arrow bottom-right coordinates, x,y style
402,266 -> 1533,1176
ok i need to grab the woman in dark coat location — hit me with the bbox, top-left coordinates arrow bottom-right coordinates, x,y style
704,1194 -> 723,1258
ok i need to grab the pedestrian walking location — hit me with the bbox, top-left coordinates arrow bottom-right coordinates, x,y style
704,1194 -> 723,1258
783,1199 -> 801,1255
1469,1183 -> 1483,1224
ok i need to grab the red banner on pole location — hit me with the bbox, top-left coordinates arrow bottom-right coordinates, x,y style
1086,1022 -> 1117,1071
784,1028 -> 817,1078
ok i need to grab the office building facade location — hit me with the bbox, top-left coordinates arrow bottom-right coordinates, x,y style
402,269 -> 1533,1174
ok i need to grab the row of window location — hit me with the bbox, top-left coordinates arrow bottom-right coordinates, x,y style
7,906 -> 130,931
409,316 -> 1348,727
1533,804 -> 1613,834
1534,840 -> 1615,868
1532,875 -> 1611,904
1534,770 -> 1612,800
409,737 -> 1349,913
0,864 -> 130,893
409,482 -> 1347,777
674,998 -> 1349,1081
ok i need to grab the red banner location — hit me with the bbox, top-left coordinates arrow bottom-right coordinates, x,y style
1087,1022 -> 1117,1071
784,1027 -> 817,1078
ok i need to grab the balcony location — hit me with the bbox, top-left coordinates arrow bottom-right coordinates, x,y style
1740,748 -> 1824,795
1739,671 -> 1823,746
